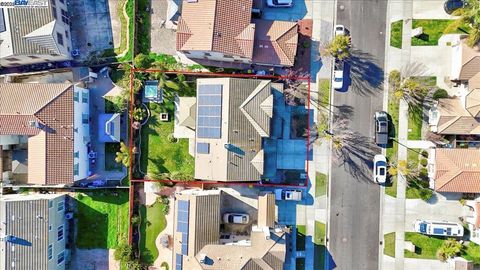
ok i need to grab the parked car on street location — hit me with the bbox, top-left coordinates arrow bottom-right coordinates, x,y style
373,155 -> 387,184
332,60 -> 344,90
374,111 -> 389,146
223,213 -> 250,224
444,0 -> 464,14
266,0 -> 293,7
413,220 -> 464,237
334,24 -> 346,36
275,189 -> 302,201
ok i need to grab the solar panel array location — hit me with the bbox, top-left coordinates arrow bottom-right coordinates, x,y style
197,84 -> 223,139
176,253 -> 183,270
196,142 -> 210,154
0,9 -> 5,33
177,200 -> 189,255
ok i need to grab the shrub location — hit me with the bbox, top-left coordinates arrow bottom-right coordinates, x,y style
131,215 -> 141,225
163,204 -> 170,215
114,242 -> 133,262
149,103 -> 158,111
419,188 -> 433,202
420,158 -> 428,167
421,150 -> 429,158
134,53 -> 152,69
459,198 -> 466,206
436,238 -> 463,262
167,134 -> 178,143
433,89 -> 449,100
419,167 -> 428,179
161,262 -> 169,270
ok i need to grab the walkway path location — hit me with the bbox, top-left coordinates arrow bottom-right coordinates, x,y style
153,197 -> 175,269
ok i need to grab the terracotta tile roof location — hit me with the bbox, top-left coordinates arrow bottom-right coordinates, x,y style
460,39 -> 480,81
434,148 -> 480,193
0,83 -> 74,185
176,0 -> 255,58
252,19 -> 298,67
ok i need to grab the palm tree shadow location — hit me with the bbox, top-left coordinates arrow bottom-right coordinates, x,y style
347,49 -> 385,96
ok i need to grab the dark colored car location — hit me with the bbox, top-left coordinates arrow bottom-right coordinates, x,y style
444,0 -> 464,14
374,111 -> 389,146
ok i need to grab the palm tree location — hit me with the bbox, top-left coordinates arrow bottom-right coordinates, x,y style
437,238 -> 464,262
115,142 -> 130,167
324,35 -> 351,60
447,0 -> 480,47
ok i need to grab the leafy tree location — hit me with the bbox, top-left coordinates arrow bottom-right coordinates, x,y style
447,0 -> 480,47
437,238 -> 464,262
132,107 -> 146,121
394,78 -> 428,107
115,142 -> 130,167
134,53 -> 152,69
433,89 -> 449,100
325,35 -> 351,60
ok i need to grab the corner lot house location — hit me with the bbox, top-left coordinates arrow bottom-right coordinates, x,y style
0,194 -> 67,270
176,0 -> 298,67
0,83 -> 90,186
0,0 -> 72,67
173,189 -> 287,269
175,78 -> 308,182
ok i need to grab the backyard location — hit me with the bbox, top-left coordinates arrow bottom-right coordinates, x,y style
139,200 -> 168,265
105,142 -> 122,171
140,101 -> 194,179
75,190 -> 129,249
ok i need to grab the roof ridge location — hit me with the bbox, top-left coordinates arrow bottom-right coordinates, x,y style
437,115 -> 461,133
274,24 -> 298,66
33,84 -> 72,116
461,56 -> 480,79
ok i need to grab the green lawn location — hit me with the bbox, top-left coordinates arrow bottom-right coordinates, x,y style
314,221 -> 326,245
117,0 -> 134,62
297,225 -> 306,251
140,102 -> 194,179
407,149 -> 420,169
317,79 -> 331,138
405,233 -> 480,263
75,191 -> 129,249
139,201 -> 168,265
384,232 -> 396,257
385,176 -> 397,198
390,20 -> 403,49
407,77 -> 435,140
387,96 -> 399,162
315,173 -> 328,197
411,19 -> 470,46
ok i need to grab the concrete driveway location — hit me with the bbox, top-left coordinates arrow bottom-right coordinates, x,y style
413,0 -> 457,19
262,0 -> 310,22
404,195 -> 467,232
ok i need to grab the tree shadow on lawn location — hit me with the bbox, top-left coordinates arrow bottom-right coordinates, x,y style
75,200 -> 109,249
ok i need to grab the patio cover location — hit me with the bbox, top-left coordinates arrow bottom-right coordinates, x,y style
98,113 -> 121,142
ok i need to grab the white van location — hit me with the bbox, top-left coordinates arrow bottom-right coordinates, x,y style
413,220 -> 464,237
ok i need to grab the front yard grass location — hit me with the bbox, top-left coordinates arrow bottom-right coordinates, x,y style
385,176 -> 397,198
75,191 -> 129,249
390,20 -> 403,49
315,173 -> 328,197
408,77 -> 435,140
407,148 -> 421,169
139,201 -> 168,265
384,232 -> 396,257
411,19 -> 470,46
405,232 -> 480,263
140,102 -> 194,179
317,79 -> 331,138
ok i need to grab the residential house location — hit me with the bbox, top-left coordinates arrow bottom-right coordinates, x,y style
428,148 -> 480,193
0,193 -> 68,270
174,77 -> 308,182
0,0 -> 72,67
173,189 -> 286,270
176,0 -> 298,67
0,83 -> 90,186
429,38 -> 480,135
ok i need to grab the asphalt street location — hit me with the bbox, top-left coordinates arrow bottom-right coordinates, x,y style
327,0 -> 388,269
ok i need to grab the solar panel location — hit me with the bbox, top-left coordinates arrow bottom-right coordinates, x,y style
197,143 -> 210,154
176,254 -> 183,270
181,243 -> 188,255
433,228 -> 444,235
197,84 -> 223,139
